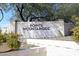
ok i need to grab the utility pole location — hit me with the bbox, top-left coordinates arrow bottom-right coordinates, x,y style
15,20 -> 17,34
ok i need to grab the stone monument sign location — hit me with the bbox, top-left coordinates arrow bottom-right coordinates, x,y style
17,21 -> 64,39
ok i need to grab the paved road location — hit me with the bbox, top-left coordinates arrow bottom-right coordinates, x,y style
46,40 -> 79,56
46,44 -> 79,56
0,40 -> 79,56
27,39 -> 79,56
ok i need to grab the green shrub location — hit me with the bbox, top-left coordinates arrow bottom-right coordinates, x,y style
2,33 -> 8,42
71,26 -> 79,42
0,31 -> 21,50
0,33 -> 4,43
7,33 -> 21,50
0,33 -> 7,43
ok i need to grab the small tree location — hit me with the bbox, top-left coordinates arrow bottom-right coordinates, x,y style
71,15 -> 79,26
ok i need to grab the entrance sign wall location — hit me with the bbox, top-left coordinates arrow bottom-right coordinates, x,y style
17,21 -> 64,39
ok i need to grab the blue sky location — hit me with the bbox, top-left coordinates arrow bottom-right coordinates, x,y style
0,9 -> 13,27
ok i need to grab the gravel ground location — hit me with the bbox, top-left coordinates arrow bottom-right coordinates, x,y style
0,43 -> 46,56
0,47 -> 46,56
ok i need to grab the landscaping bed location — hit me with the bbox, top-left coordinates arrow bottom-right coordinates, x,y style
0,42 -> 38,53
0,43 -> 11,53
0,32 -> 21,53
